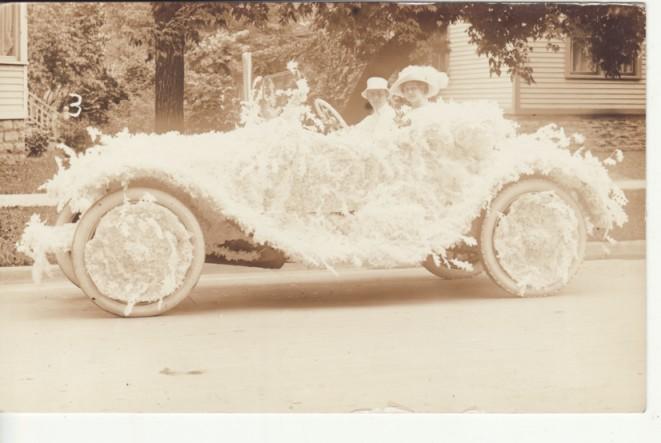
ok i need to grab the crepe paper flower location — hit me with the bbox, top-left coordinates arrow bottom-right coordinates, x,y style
602,148 -> 625,167
604,233 -> 617,245
572,133 -> 586,144
286,60 -> 299,74
86,127 -> 102,142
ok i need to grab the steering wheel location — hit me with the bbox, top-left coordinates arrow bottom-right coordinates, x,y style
313,98 -> 349,131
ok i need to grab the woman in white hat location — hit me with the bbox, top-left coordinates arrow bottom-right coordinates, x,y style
354,76 -> 396,134
390,66 -> 449,124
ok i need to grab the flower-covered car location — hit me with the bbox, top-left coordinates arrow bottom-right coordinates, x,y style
18,68 -> 627,317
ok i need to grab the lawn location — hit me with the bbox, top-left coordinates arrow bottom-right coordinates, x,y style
0,148 -> 60,266
0,149 -> 59,194
0,205 -> 57,266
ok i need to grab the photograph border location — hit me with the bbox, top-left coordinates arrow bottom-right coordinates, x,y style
1,0 -> 658,441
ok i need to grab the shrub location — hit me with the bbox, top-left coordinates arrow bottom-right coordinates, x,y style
102,90 -> 155,135
59,120 -> 95,153
25,129 -> 50,157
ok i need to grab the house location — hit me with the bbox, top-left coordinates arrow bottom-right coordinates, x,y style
441,22 -> 646,116
0,2 -> 27,153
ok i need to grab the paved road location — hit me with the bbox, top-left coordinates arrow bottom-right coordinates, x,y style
0,259 -> 645,413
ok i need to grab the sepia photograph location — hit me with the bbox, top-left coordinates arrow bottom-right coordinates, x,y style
0,0 -> 651,424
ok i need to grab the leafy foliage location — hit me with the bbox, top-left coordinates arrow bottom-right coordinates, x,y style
25,129 -> 50,158
302,2 -> 461,57
554,4 -> 646,79
98,2 -> 156,134
184,15 -> 364,132
28,3 -> 128,125
27,2 -> 645,133
60,120 -> 95,154
461,3 -> 645,82
274,2 -> 644,119
302,3 -> 645,83
184,30 -> 248,132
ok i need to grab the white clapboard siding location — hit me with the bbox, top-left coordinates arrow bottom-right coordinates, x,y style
444,23 -> 513,112
0,64 -> 27,119
518,39 -> 646,114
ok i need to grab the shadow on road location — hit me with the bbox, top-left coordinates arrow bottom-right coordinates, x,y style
17,274 -> 525,320
174,275 -> 518,316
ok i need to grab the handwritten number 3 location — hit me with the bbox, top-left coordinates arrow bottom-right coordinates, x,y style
68,93 -> 82,118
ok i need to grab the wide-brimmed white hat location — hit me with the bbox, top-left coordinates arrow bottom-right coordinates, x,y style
361,77 -> 390,99
390,65 -> 449,98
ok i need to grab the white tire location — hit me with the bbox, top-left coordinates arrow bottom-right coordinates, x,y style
54,203 -> 79,287
71,187 -> 205,317
480,178 -> 587,296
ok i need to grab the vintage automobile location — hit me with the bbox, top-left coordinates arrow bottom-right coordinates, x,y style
18,71 -> 627,317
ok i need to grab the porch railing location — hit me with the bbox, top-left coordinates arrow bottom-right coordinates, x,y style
26,92 -> 61,138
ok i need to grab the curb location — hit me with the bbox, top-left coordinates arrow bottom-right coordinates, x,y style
0,241 -> 646,285
585,240 -> 645,260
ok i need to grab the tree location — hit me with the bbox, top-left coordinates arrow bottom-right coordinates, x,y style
99,3 -> 155,134
148,2 -> 270,133
184,30 -> 248,132
28,3 -> 128,125
280,3 -> 646,123
153,3 -> 185,133
134,2 -> 646,131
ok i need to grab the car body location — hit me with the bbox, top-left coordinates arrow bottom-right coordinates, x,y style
18,84 -> 627,316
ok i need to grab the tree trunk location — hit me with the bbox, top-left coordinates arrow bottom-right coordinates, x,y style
153,3 -> 185,133
341,39 -> 416,125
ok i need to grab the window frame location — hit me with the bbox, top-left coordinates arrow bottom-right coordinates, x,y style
0,3 -> 27,65
564,37 -> 642,81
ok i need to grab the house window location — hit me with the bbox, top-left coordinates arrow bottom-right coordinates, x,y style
567,38 -> 640,79
570,40 -> 598,74
0,3 -> 19,61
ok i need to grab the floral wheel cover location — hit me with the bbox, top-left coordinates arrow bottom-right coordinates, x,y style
83,199 -> 194,309
493,191 -> 581,291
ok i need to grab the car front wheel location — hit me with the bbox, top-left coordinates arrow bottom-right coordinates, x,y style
480,178 -> 587,296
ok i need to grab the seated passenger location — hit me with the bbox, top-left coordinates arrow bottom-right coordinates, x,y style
354,77 -> 396,134
389,66 -> 449,124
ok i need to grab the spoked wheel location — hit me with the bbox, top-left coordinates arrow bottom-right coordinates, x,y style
313,98 -> 348,131
480,178 -> 587,296
55,203 -> 80,287
423,246 -> 483,280
71,187 -> 206,317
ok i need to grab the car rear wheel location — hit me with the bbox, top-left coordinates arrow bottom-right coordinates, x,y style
71,187 -> 206,317
55,203 -> 80,287
480,178 -> 587,296
423,246 -> 483,280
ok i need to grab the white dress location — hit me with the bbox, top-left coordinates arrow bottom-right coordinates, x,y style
405,101 -> 439,125
354,104 -> 396,134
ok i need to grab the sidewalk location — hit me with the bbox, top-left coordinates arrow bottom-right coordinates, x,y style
0,240 -> 645,285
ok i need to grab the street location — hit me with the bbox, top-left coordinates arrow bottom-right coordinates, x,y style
0,258 -> 645,413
